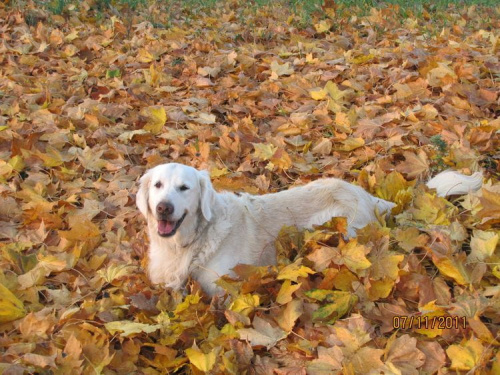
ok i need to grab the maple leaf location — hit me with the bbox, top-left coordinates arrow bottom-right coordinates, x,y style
307,245 -> 338,272
314,19 -> 332,33
339,137 -> 365,151
185,346 -> 217,372
429,250 -> 469,286
142,106 -> 167,134
394,227 -> 429,252
312,138 -> 332,155
97,264 -> 138,283
276,280 -> 302,305
104,321 -> 161,337
414,301 -> 448,338
17,255 -> 67,289
268,61 -> 294,80
446,337 -> 484,371
395,150 -> 429,179
77,147 -> 107,172
350,347 -> 385,374
385,333 -> 425,373
416,341 -> 446,374
229,294 -> 260,316
238,316 -> 286,349
339,240 -> 372,275
310,87 -> 328,101
469,230 -> 498,262
252,142 -> 277,161
409,191 -> 456,225
22,353 -> 57,369
275,299 -> 303,332
307,346 -> 343,374
477,188 -> 500,227
305,290 -> 357,324
0,282 -> 25,323
277,258 -> 315,282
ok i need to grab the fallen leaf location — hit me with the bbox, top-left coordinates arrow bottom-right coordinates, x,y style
277,258 -> 315,282
446,337 -> 484,371
238,316 -> 286,349
275,299 -> 303,332
104,321 -> 161,337
185,346 -> 217,372
142,106 -> 167,134
0,283 -> 25,323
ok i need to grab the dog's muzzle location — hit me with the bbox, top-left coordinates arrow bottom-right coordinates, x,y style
157,212 -> 187,237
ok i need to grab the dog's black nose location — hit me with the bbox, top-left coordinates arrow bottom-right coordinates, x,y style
156,202 -> 174,215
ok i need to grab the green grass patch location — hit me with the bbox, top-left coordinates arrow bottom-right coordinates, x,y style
12,0 -> 499,27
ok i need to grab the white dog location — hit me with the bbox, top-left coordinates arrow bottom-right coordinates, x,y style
136,164 -> 482,296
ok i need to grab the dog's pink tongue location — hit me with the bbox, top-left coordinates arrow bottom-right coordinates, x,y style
158,220 -> 175,235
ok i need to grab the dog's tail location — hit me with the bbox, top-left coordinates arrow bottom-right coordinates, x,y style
426,170 -> 483,197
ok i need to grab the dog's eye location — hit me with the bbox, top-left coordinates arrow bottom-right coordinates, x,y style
179,184 -> 189,191
154,181 -> 162,188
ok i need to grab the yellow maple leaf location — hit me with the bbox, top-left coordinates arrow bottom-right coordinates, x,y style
97,264 -> 138,283
351,54 -> 375,65
277,258 -> 315,282
0,283 -> 26,323
137,48 -> 155,63
430,253 -> 469,285
18,255 -> 68,290
340,241 -> 371,274
143,106 -> 167,134
59,219 -> 100,241
411,192 -> 455,225
314,19 -> 332,33
469,230 -> 498,262
271,148 -> 292,170
252,143 -> 277,161
104,321 -> 161,337
394,227 -> 429,252
306,290 -> 357,324
186,347 -> 217,372
276,299 -> 303,332
369,251 -> 404,281
310,87 -> 328,100
324,81 -> 345,102
446,337 -> 484,371
34,145 -> 65,167
8,155 -> 25,172
229,294 -> 260,316
368,278 -> 394,300
339,137 -> 365,151
276,280 -> 302,305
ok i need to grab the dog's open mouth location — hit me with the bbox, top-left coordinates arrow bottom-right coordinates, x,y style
157,212 -> 187,237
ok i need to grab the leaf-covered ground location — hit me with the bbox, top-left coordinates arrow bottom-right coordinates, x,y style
1,1 -> 499,373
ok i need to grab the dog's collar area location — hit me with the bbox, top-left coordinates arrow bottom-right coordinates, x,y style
157,211 -> 187,237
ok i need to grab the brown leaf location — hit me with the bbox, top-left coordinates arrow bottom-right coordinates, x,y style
385,334 -> 425,374
395,150 -> 429,179
416,341 -> 446,374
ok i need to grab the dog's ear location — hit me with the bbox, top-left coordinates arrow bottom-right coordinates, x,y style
136,170 -> 152,217
199,170 -> 215,221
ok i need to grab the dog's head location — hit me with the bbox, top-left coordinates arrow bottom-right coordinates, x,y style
136,163 -> 215,237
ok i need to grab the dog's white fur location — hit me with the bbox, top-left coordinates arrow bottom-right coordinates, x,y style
137,163 -> 482,295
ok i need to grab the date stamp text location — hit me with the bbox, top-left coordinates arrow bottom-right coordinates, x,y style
393,315 -> 467,330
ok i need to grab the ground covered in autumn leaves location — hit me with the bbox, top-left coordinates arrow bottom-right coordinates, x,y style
1,0 -> 500,373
